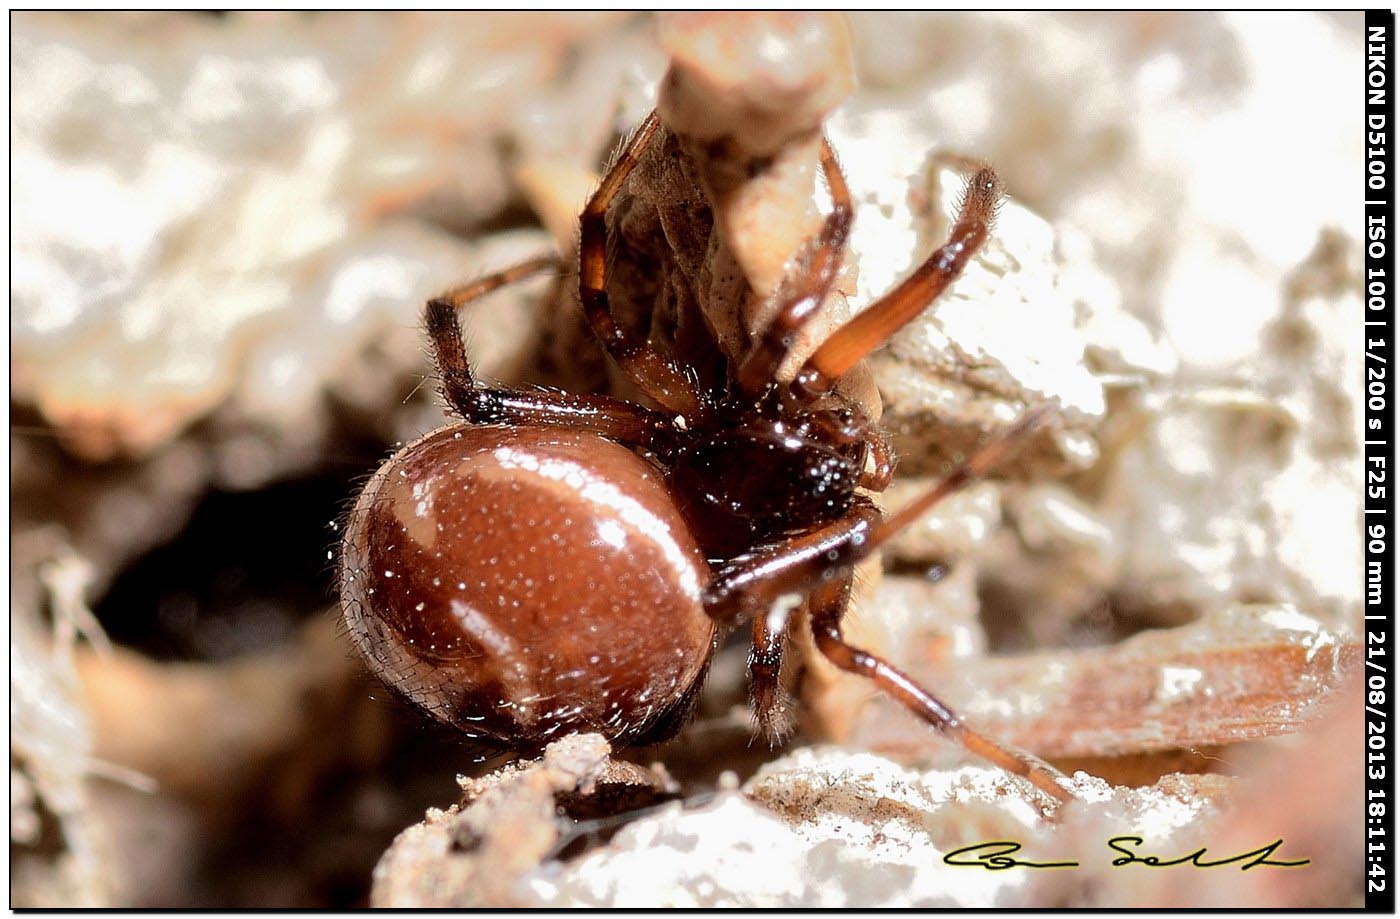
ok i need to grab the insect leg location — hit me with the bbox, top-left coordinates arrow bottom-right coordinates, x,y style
579,111 -> 710,420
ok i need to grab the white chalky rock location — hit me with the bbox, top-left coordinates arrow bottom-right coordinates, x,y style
522,746 -> 1229,908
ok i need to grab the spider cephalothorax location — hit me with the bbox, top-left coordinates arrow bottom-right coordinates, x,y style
667,399 -> 869,558
338,111 -> 1071,803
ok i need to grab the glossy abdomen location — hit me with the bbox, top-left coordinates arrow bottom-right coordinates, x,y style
340,424 -> 716,746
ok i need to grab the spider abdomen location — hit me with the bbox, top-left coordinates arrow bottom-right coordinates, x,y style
339,424 -> 716,746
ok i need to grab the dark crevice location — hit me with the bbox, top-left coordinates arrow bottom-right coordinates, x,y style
93,469 -> 360,662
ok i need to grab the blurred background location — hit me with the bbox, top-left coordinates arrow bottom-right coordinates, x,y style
11,11 -> 1364,907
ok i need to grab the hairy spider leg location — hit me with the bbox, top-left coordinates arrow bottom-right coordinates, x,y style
789,165 -> 1005,405
735,139 -> 854,394
425,256 -> 676,449
748,604 -> 798,743
579,110 -> 710,420
703,404 -> 1073,803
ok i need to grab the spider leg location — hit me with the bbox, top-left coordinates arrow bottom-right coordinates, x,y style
806,573 -> 1072,804
579,111 -> 709,420
748,609 -> 796,745
867,404 -> 1051,545
426,256 -> 676,449
735,139 -> 853,394
702,406 -> 1068,802
426,255 -> 556,413
704,404 -> 1051,621
789,165 -> 1005,404
704,497 -> 882,625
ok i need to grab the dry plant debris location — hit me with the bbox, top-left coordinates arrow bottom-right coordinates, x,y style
850,603 -> 1359,759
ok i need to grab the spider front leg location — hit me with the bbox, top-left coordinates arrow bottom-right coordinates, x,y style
704,406 -> 1049,616
703,405 -> 1073,803
426,256 -> 676,450
806,573 -> 1071,804
789,165 -> 1006,404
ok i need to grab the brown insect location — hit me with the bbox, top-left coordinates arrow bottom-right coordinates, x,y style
339,111 -> 1071,803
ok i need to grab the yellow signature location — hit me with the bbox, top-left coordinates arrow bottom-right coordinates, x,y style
943,837 -> 1310,871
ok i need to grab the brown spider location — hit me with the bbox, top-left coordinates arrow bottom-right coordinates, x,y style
339,111 -> 1071,804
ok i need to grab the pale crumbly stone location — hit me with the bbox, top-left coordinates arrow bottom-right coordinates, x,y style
857,162 -> 1112,478
11,12 -> 625,466
878,480 -> 1002,566
1095,230 -> 1363,628
371,734 -> 675,908
519,745 -> 1233,908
